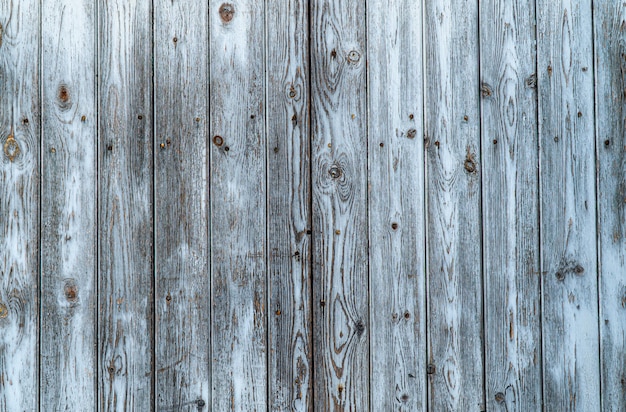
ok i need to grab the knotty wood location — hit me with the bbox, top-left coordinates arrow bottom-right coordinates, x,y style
424,0 -> 484,410
311,0 -> 369,409
209,1 -> 268,410
536,1 -> 601,410
593,2 -> 626,409
98,0 -> 154,409
479,1 -> 542,410
154,1 -> 210,409
367,0 -> 426,410
0,1 -> 40,410
266,0 -> 312,410
40,0 -> 97,408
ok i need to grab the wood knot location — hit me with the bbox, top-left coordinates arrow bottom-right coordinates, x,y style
406,128 -> 417,139
4,135 -> 20,162
347,50 -> 361,64
0,302 -> 8,318
391,222 -> 399,230
400,394 -> 409,403
464,154 -> 477,173
525,73 -> 537,88
64,281 -> 78,302
355,319 -> 365,336
426,364 -> 436,374
494,392 -> 506,403
328,166 -> 342,179
197,399 -> 206,409
58,84 -> 70,102
219,4 -> 234,23
555,271 -> 565,281
480,82 -> 492,98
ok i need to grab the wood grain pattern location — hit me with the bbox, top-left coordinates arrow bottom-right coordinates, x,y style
367,0 -> 426,410
154,1 -> 210,409
209,1 -> 267,410
40,0 -> 97,409
0,1 -> 40,410
479,1 -> 542,410
98,0 -> 154,410
424,0 -> 484,410
593,2 -> 626,410
266,0 -> 312,410
311,0 -> 369,409
536,1 -> 601,410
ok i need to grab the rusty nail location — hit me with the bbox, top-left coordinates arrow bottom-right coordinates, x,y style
338,384 -> 344,392
407,128 -> 417,139
173,37 -> 177,43
379,142 -> 384,147
276,309 -> 281,315
195,117 -> 201,122
391,222 -> 398,230
434,141 -> 440,147
335,229 -> 341,235
138,115 -> 143,120
605,139 -> 610,146
160,143 -> 165,149
547,65 -> 553,75
50,147 -> 56,153
463,115 -> 469,121
107,145 -> 113,151
213,135 -> 224,147
320,299 -> 325,307
493,139 -> 498,144
578,112 -> 582,118
427,364 -> 436,374
306,229 -> 312,235
22,118 -> 29,124
224,146 -> 230,152
81,115 -> 86,122
403,311 -> 410,319
409,113 -> 414,120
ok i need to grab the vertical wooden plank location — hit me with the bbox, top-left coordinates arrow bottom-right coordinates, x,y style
479,1 -> 542,410
310,0 -> 369,409
537,1 -> 600,410
266,0 -> 312,410
209,1 -> 267,410
593,2 -> 626,409
0,1 -> 40,410
98,0 -> 153,410
40,0 -> 97,408
367,0 -> 426,410
424,0 -> 484,410
154,1 -> 210,410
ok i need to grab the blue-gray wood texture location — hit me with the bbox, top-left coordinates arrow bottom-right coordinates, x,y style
0,1 -> 624,411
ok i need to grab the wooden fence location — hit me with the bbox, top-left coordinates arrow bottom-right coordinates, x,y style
0,0 -> 624,410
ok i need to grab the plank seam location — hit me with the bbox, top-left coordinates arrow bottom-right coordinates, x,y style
38,0 -> 43,409
264,0 -> 269,409
308,0 -> 315,409
590,1 -> 603,409
151,0 -> 157,408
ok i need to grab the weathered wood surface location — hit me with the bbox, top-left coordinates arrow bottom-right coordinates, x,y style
311,0 -> 369,409
480,1 -> 542,410
40,0 -> 98,409
154,0 -> 210,409
98,0 -> 154,410
266,0 -> 313,410
537,1 -> 601,410
594,2 -> 626,410
209,1 -> 267,410
0,1 -> 39,410
3,2 -> 626,410
367,0 -> 426,410
424,0 -> 484,410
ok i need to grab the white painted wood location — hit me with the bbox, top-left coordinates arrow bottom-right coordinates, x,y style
593,2 -> 626,410
0,1 -> 40,410
40,0 -> 97,408
480,0 -> 542,410
98,0 -> 154,409
154,1 -> 210,410
424,0 -> 485,410
209,1 -> 268,410
537,1 -> 601,410
367,0 -> 426,410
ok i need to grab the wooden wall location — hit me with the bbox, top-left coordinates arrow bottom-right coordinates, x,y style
0,0 -> 624,411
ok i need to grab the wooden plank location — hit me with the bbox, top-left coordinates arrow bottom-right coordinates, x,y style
209,1 -> 267,410
536,1 -> 601,410
310,0 -> 369,409
423,0 -> 484,410
0,1 -> 40,410
593,2 -> 626,409
98,0 -> 153,410
154,1 -> 210,410
479,1 -> 542,410
367,0 -> 426,410
266,0 -> 312,410
40,0 -> 97,408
